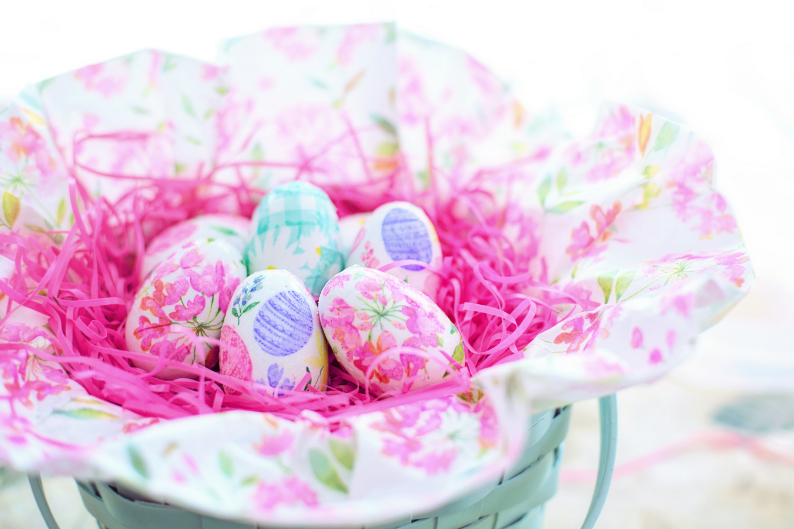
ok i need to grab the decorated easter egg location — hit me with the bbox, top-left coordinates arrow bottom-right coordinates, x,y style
346,202 -> 442,300
220,270 -> 328,396
318,266 -> 463,395
244,181 -> 344,297
141,214 -> 250,280
338,212 -> 370,264
125,239 -> 247,379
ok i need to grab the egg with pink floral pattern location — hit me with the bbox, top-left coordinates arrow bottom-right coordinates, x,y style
140,214 -> 250,281
219,269 -> 328,396
318,266 -> 463,395
125,239 -> 247,380
346,202 -> 442,301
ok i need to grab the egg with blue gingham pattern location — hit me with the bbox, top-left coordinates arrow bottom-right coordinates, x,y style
244,181 -> 344,297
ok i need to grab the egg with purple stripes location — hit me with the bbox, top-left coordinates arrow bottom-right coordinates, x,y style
219,269 -> 328,396
346,202 -> 442,301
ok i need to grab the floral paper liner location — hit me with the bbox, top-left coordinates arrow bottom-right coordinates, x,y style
0,23 -> 751,525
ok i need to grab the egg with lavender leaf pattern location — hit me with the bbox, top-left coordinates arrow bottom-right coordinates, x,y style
220,269 -> 328,396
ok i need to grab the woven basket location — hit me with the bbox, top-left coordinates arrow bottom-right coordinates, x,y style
28,395 -> 617,529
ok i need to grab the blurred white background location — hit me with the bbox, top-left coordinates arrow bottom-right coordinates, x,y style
1,1 -> 792,527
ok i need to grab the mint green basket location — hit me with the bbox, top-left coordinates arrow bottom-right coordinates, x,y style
29,395 -> 617,529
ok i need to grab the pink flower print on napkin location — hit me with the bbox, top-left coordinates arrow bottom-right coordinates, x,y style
566,201 -> 622,261
553,312 -> 600,353
187,261 -> 225,296
630,327 -> 644,349
169,294 -> 206,321
74,63 -> 128,97
264,28 -> 318,61
0,117 -> 40,162
256,430 -> 294,457
0,117 -> 57,177
254,476 -> 318,511
412,448 -> 456,475
715,251 -> 749,288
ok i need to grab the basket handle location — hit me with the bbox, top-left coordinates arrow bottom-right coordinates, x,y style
28,394 -> 619,529
580,393 -> 618,529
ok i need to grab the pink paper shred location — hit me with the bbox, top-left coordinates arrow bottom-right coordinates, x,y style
0,127 -> 586,424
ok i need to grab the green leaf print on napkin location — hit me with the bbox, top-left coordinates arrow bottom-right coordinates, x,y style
53,408 -> 119,420
370,114 -> 397,136
555,169 -> 568,192
329,438 -> 355,471
547,201 -> 584,214
309,449 -> 348,493
128,446 -> 149,479
181,94 -> 196,118
597,270 -> 618,304
537,175 -> 552,207
651,122 -> 679,154
56,198 -> 68,225
2,191 -> 20,228
641,165 -> 660,179
614,270 -> 636,301
219,450 -> 234,478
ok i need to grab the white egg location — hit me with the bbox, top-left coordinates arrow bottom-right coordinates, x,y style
318,266 -> 463,395
244,181 -> 344,297
141,214 -> 249,280
338,212 -> 370,265
219,270 -> 328,396
125,239 -> 247,379
346,202 -> 442,301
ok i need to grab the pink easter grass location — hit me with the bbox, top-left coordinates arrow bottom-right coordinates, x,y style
0,126 -> 587,425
